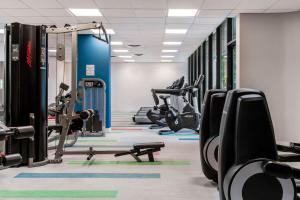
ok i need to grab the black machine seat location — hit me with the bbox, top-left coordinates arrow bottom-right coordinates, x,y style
115,142 -> 165,162
134,142 -> 165,150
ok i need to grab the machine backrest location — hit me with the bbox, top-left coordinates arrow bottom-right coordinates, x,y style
218,88 -> 277,199
235,94 -> 277,163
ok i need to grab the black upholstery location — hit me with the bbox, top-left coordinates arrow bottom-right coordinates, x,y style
235,94 -> 277,164
199,89 -> 226,181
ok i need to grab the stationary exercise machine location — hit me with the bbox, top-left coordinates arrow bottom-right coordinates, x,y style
153,74 -> 204,133
147,76 -> 185,129
200,89 -> 227,183
77,78 -> 105,135
4,23 -> 48,166
164,74 -> 204,132
218,89 -> 300,200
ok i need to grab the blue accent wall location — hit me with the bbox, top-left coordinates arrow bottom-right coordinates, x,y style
77,35 -> 111,128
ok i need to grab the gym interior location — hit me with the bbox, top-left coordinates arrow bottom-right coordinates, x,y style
0,0 -> 300,200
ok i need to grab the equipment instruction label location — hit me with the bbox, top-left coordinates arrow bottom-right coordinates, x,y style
86,64 -> 95,76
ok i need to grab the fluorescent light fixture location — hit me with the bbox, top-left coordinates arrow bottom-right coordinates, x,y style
111,41 -> 123,46
113,49 -> 129,53
92,29 -> 115,35
124,59 -> 135,62
161,55 -> 175,58
163,42 -> 182,46
48,49 -> 57,52
69,8 -> 102,16
162,49 -> 178,53
168,9 -> 198,17
0,29 -> 4,34
165,29 -> 187,34
161,60 -> 173,62
118,55 -> 132,58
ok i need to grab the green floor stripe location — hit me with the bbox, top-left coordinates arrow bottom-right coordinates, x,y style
0,190 -> 117,198
68,160 -> 191,166
77,139 -> 118,143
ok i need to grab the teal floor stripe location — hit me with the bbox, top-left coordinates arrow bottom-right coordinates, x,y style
15,173 -> 160,179
160,133 -> 198,137
178,138 -> 199,141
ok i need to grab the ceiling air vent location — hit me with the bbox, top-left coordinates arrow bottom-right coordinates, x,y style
134,54 -> 144,56
128,44 -> 141,47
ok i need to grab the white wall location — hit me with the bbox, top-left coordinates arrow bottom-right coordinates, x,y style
111,62 -> 187,113
238,12 -> 300,142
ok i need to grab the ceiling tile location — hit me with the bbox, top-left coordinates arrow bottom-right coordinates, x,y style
0,0 -> 28,8
111,23 -> 139,30
101,9 -> 135,17
166,17 -> 195,24
202,0 -> 241,9
137,17 -> 165,24
270,0 -> 300,9
134,9 -> 167,17
236,0 -> 277,10
165,23 -> 192,29
168,0 -> 204,9
108,17 -> 138,24
16,16 -> 53,24
132,0 -> 168,9
22,0 -> 63,8
36,9 -> 71,16
57,0 -> 97,8
76,17 -> 107,24
198,9 -> 232,17
4,9 -> 41,16
195,17 -> 225,25
48,16 -> 78,24
94,0 -> 133,8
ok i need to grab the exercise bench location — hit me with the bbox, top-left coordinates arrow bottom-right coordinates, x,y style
115,142 -> 165,162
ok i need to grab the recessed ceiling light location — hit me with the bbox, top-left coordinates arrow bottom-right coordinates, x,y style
111,41 -> 123,46
162,49 -> 178,53
69,8 -> 102,17
163,42 -> 182,46
161,60 -> 173,62
161,55 -> 175,58
0,29 -> 4,34
92,29 -> 115,35
165,29 -> 187,34
168,9 -> 198,17
118,55 -> 132,58
48,49 -> 57,52
124,59 -> 135,62
113,49 -> 129,53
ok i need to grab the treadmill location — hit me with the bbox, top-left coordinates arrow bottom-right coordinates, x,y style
132,107 -> 153,124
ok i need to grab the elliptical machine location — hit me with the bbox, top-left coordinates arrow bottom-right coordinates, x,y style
218,89 -> 300,200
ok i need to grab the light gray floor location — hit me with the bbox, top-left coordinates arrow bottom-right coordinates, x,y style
0,113 -> 219,200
